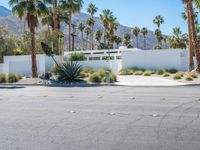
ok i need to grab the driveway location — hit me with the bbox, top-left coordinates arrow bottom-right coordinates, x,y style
116,75 -> 186,86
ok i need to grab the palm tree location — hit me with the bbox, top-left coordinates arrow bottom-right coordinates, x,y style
132,27 -> 140,48
108,16 -> 118,49
87,3 -> 98,50
84,27 -> 91,50
9,0 -> 47,78
100,9 -> 113,46
86,18 -> 95,50
95,30 -> 103,45
123,33 -> 132,48
113,36 -> 122,48
60,0 -> 83,51
153,15 -> 164,29
181,4 -> 199,71
78,23 -> 85,50
141,27 -> 148,50
182,0 -> 200,72
166,27 -> 187,49
154,29 -> 163,49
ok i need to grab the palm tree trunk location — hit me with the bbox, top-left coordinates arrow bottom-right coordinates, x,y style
90,32 -> 92,50
92,25 -> 94,50
187,1 -> 200,72
82,31 -> 84,50
86,36 -> 88,50
143,35 -> 146,50
68,13 -> 72,51
136,37 -> 138,48
186,2 -> 195,71
30,26 -> 38,78
53,0 -> 58,30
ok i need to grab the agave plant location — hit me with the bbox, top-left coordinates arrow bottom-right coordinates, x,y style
57,61 -> 82,82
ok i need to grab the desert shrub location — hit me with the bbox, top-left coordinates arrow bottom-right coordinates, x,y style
166,68 -> 177,74
0,74 -> 6,83
156,68 -> 166,75
68,52 -> 86,61
119,68 -> 132,75
185,75 -> 193,81
188,72 -> 198,78
89,72 -> 102,83
163,72 -> 171,77
57,61 -> 82,82
176,71 -> 184,77
99,68 -> 108,78
82,68 -> 95,74
173,73 -> 182,80
15,74 -> 22,80
7,74 -> 18,83
134,71 -> 143,76
143,71 -> 152,76
109,72 -> 117,83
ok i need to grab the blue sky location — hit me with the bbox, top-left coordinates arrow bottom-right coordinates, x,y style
0,0 -> 195,35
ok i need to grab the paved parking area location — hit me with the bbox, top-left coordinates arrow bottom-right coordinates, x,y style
0,86 -> 200,150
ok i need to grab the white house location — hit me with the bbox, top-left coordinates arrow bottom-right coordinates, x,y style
0,48 -> 189,75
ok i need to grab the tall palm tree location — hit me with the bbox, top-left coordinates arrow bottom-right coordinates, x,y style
108,16 -> 118,49
132,27 -> 140,48
78,23 -> 85,50
100,9 -> 113,46
154,29 -> 163,48
87,3 -> 98,50
182,0 -> 200,72
86,18 -> 95,50
9,0 -> 47,78
141,27 -> 148,50
95,30 -> 103,45
84,27 -> 91,50
153,15 -> 164,29
60,0 -> 83,51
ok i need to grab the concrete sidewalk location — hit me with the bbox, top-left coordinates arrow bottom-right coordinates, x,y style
115,75 -> 186,86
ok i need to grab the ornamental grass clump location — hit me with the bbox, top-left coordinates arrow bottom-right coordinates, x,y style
185,75 -> 193,81
156,68 -> 166,75
143,71 -> 152,76
188,72 -> 198,78
176,71 -> 184,77
173,73 -> 182,80
134,71 -> 143,76
89,72 -> 102,83
119,68 -> 132,75
0,74 -> 6,83
163,72 -> 171,77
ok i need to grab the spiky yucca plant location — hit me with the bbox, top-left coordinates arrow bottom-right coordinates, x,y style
57,61 -> 82,82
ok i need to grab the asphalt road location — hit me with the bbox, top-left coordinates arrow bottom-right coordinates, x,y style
0,86 -> 200,150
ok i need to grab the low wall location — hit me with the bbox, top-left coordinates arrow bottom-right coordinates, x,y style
0,55 -> 63,75
0,49 -> 190,75
121,49 -> 189,71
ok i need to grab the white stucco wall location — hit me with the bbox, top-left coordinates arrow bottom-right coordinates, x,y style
0,49 -> 190,75
78,60 -> 122,73
1,55 -> 63,75
121,49 -> 189,71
